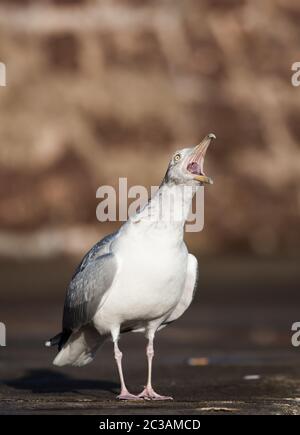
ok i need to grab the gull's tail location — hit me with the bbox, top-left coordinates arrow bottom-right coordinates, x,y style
45,325 -> 106,367
45,330 -> 71,351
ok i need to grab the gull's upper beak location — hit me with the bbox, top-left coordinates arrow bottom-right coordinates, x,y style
187,133 -> 215,184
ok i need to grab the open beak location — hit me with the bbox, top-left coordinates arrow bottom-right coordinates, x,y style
187,133 -> 215,185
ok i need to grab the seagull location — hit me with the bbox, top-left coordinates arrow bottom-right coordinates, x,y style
46,133 -> 215,400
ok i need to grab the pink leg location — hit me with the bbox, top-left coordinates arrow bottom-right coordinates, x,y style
139,334 -> 173,401
113,341 -> 141,400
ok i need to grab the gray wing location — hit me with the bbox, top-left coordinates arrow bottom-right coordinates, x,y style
63,231 -> 119,331
71,230 -> 118,277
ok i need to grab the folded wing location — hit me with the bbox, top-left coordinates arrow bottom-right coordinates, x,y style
63,232 -> 119,332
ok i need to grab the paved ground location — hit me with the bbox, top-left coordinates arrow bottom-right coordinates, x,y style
1,257 -> 300,415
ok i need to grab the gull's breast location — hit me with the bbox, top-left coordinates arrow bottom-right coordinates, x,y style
97,236 -> 188,327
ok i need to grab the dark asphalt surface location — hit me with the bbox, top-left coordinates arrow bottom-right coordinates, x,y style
1,257 -> 300,415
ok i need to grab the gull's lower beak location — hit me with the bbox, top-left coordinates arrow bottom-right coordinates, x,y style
187,133 -> 215,185
194,174 -> 214,184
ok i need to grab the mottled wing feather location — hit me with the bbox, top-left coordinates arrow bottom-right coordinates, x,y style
63,232 -> 118,331
72,231 -> 118,278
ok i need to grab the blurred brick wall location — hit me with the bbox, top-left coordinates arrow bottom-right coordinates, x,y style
0,0 -> 299,257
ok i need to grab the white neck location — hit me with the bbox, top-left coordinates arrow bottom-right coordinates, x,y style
130,182 -> 197,236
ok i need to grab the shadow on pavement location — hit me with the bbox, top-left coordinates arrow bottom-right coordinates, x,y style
6,369 -> 119,394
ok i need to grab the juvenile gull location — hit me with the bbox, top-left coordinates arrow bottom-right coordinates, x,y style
46,133 -> 215,400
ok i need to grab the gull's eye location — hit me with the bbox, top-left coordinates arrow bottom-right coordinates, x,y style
174,153 -> 181,162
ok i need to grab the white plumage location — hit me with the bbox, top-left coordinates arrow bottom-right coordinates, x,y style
47,134 -> 215,400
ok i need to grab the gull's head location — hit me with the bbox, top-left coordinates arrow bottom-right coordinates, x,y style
164,133 -> 216,186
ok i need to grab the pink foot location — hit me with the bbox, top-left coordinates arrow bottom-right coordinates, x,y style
117,390 -> 143,401
138,387 -> 173,401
